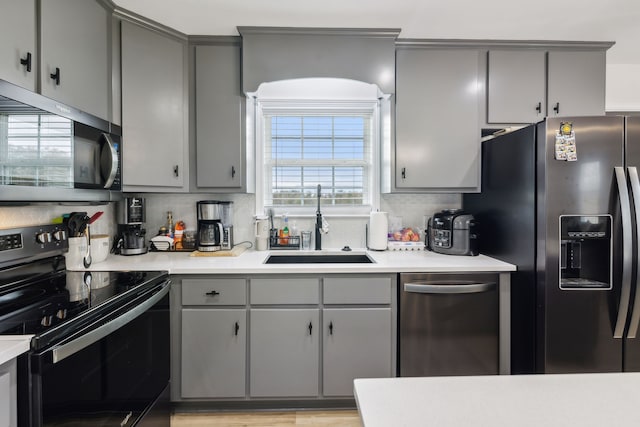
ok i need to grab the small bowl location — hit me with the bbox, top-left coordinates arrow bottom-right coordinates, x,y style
90,234 -> 110,263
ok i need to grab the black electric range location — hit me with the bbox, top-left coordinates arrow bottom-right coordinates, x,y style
0,224 -> 170,427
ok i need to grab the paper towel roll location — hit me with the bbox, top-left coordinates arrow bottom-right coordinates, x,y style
368,211 -> 388,250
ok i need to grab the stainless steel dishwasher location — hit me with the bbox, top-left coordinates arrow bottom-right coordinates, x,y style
399,272 -> 499,376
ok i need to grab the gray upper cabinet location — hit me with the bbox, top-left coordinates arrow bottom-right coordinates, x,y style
0,0 -> 36,91
250,309 -> 320,397
547,50 -> 606,117
40,0 -> 110,120
121,20 -> 188,190
487,50 -> 546,124
487,47 -> 609,124
395,47 -> 481,191
194,43 -> 245,190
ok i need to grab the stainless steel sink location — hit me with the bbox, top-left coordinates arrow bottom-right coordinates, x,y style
264,253 -> 374,264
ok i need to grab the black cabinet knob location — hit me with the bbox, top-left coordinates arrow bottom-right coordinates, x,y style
234,322 -> 239,336
553,102 -> 560,114
173,165 -> 179,177
535,102 -> 542,113
401,167 -> 406,180
231,166 -> 236,178
205,290 -> 220,296
50,67 -> 60,85
308,322 -> 313,335
329,321 -> 333,335
20,52 -> 32,72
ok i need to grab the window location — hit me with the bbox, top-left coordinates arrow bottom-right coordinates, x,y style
266,111 -> 374,207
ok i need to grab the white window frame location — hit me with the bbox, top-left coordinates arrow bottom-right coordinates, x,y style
254,98 -> 382,218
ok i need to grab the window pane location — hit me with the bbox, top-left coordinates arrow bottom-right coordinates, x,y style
264,107 -> 373,209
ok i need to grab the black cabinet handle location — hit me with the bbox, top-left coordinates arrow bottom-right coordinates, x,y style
553,102 -> 560,114
173,165 -> 179,177
308,322 -> 313,335
50,67 -> 60,85
329,321 -> 333,335
535,102 -> 542,113
401,167 -> 406,180
234,322 -> 239,336
205,290 -> 220,296
231,166 -> 236,178
20,52 -> 32,72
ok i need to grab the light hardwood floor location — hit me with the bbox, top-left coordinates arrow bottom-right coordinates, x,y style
171,410 -> 362,427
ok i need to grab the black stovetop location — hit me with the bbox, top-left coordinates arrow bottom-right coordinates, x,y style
0,255 -> 167,349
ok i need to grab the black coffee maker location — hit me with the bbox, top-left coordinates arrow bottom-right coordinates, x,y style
196,201 -> 225,252
113,197 -> 148,255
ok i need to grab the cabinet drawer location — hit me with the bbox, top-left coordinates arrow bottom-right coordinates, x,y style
182,279 -> 246,306
324,277 -> 392,304
250,278 -> 320,305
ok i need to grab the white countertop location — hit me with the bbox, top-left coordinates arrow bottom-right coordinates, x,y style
354,373 -> 640,427
79,247 -> 515,275
0,336 -> 32,365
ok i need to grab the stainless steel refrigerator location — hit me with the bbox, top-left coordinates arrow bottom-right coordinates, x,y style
464,116 -> 640,374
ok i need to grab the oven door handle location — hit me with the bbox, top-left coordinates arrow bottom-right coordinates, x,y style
404,281 -> 495,294
51,281 -> 169,364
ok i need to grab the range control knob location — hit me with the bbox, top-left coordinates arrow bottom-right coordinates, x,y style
52,230 -> 67,241
36,232 -> 52,244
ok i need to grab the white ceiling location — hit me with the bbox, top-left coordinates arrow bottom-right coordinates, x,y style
114,0 -> 640,64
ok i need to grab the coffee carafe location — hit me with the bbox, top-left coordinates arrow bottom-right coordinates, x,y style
114,197 -> 148,255
197,201 -> 226,252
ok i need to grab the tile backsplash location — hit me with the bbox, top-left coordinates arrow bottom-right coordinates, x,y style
0,192 -> 460,250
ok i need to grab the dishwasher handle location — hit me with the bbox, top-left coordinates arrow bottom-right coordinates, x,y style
404,281 -> 496,294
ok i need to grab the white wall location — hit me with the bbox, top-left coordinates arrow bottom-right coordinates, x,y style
606,64 -> 640,112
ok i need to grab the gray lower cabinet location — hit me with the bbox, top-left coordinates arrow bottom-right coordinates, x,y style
0,0 -> 36,91
181,309 -> 246,398
250,308 -> 320,397
174,274 -> 395,402
323,308 -> 392,396
0,358 -> 17,427
394,46 -> 481,192
121,20 -> 188,190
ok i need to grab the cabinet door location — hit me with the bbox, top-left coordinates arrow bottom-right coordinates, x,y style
487,50 -> 546,123
547,50 -> 606,117
250,309 -> 319,397
323,308 -> 392,396
40,0 -> 109,120
195,44 -> 244,189
181,309 -> 246,398
121,21 -> 186,189
395,48 -> 480,190
0,0 -> 36,91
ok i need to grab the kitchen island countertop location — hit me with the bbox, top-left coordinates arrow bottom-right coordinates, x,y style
354,373 -> 640,427
77,247 -> 516,274
0,336 -> 32,365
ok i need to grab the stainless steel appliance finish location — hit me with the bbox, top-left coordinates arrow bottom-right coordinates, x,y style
0,79 -> 122,203
399,272 -> 499,376
0,224 -> 170,426
196,201 -> 233,251
464,116 -> 640,374
114,197 -> 148,255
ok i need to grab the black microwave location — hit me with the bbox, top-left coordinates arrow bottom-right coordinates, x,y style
0,79 -> 121,203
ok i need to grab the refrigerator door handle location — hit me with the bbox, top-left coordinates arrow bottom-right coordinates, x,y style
627,166 -> 640,338
614,166 -> 633,339
404,282 -> 496,294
